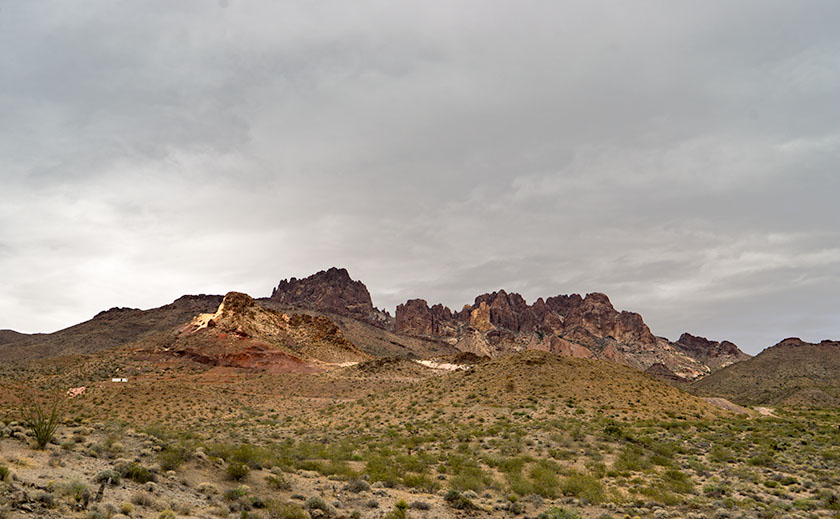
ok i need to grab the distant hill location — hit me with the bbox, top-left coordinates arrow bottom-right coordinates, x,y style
339,349 -> 728,424
691,338 -> 840,407
0,295 -> 222,361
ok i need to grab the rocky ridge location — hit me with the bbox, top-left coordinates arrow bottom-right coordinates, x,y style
270,267 -> 385,322
392,289 -> 747,380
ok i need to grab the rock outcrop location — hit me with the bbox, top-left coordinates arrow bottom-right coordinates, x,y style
173,291 -> 370,369
674,333 -> 750,371
270,267 -> 374,320
392,288 -> 747,379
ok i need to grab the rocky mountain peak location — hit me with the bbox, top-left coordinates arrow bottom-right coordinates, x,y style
270,267 -> 373,320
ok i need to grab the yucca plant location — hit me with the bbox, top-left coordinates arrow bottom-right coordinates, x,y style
23,395 -> 63,449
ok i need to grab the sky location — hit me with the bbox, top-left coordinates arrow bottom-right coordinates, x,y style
1,1 -> 839,354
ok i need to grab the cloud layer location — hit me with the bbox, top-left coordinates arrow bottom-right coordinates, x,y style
2,1 -> 839,353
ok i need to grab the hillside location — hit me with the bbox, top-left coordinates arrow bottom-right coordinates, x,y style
0,329 -> 28,345
0,295 -> 222,362
337,350 -> 727,425
691,338 -> 840,406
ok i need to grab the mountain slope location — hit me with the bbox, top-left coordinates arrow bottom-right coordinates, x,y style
338,350 -> 727,424
691,338 -> 840,406
0,329 -> 28,345
0,295 -> 223,362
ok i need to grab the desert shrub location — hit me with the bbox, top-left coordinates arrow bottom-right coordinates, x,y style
444,490 -> 477,510
444,454 -> 493,492
158,511 -> 176,519
22,396 -> 62,449
224,487 -> 248,501
227,462 -> 250,481
560,471 -> 604,504
306,496 -> 336,517
530,461 -> 562,498
266,474 -> 292,490
95,469 -> 121,486
120,462 -> 155,483
158,445 -> 190,471
344,479 -> 370,493
383,500 -> 408,519
409,501 -> 430,510
120,502 -> 134,515
131,491 -> 155,507
0,465 -> 9,482
538,508 -> 581,519
614,444 -> 650,472
402,473 -> 440,493
59,479 -> 88,503
264,499 -> 309,519
709,445 -> 735,463
662,469 -> 694,494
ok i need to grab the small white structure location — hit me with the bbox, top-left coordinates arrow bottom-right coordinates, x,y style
111,378 -> 128,383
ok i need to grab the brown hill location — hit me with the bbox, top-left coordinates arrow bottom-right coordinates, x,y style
167,291 -> 370,369
340,349 -> 727,424
0,329 -> 28,345
0,295 -> 222,362
691,338 -> 840,406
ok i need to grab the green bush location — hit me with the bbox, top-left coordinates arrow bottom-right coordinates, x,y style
538,507 -> 581,519
444,490 -> 477,510
227,462 -> 250,481
94,469 -> 121,486
264,499 -> 309,519
158,445 -> 190,471
383,500 -> 408,519
306,496 -> 336,517
560,471 -> 604,504
0,464 -> 9,482
120,462 -> 155,483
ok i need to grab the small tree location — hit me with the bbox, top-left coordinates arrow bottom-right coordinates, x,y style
23,394 -> 63,449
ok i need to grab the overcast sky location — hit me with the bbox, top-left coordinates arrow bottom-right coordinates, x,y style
1,1 -> 839,354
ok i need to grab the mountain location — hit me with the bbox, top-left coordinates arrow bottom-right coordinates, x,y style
166,291 -> 369,370
270,267 -> 385,322
691,338 -> 840,406
0,329 -> 28,345
0,267 -> 748,379
0,295 -> 222,362
393,290 -> 748,379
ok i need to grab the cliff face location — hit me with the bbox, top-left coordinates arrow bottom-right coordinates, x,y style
393,289 -> 747,380
270,267 -> 374,320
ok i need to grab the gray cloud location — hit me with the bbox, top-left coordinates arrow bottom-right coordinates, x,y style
1,1 -> 839,354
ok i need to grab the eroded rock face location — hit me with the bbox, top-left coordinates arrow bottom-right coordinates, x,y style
270,267 -> 374,320
395,299 -> 461,337
392,288 -> 748,379
675,333 -> 750,371
176,291 -> 370,368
